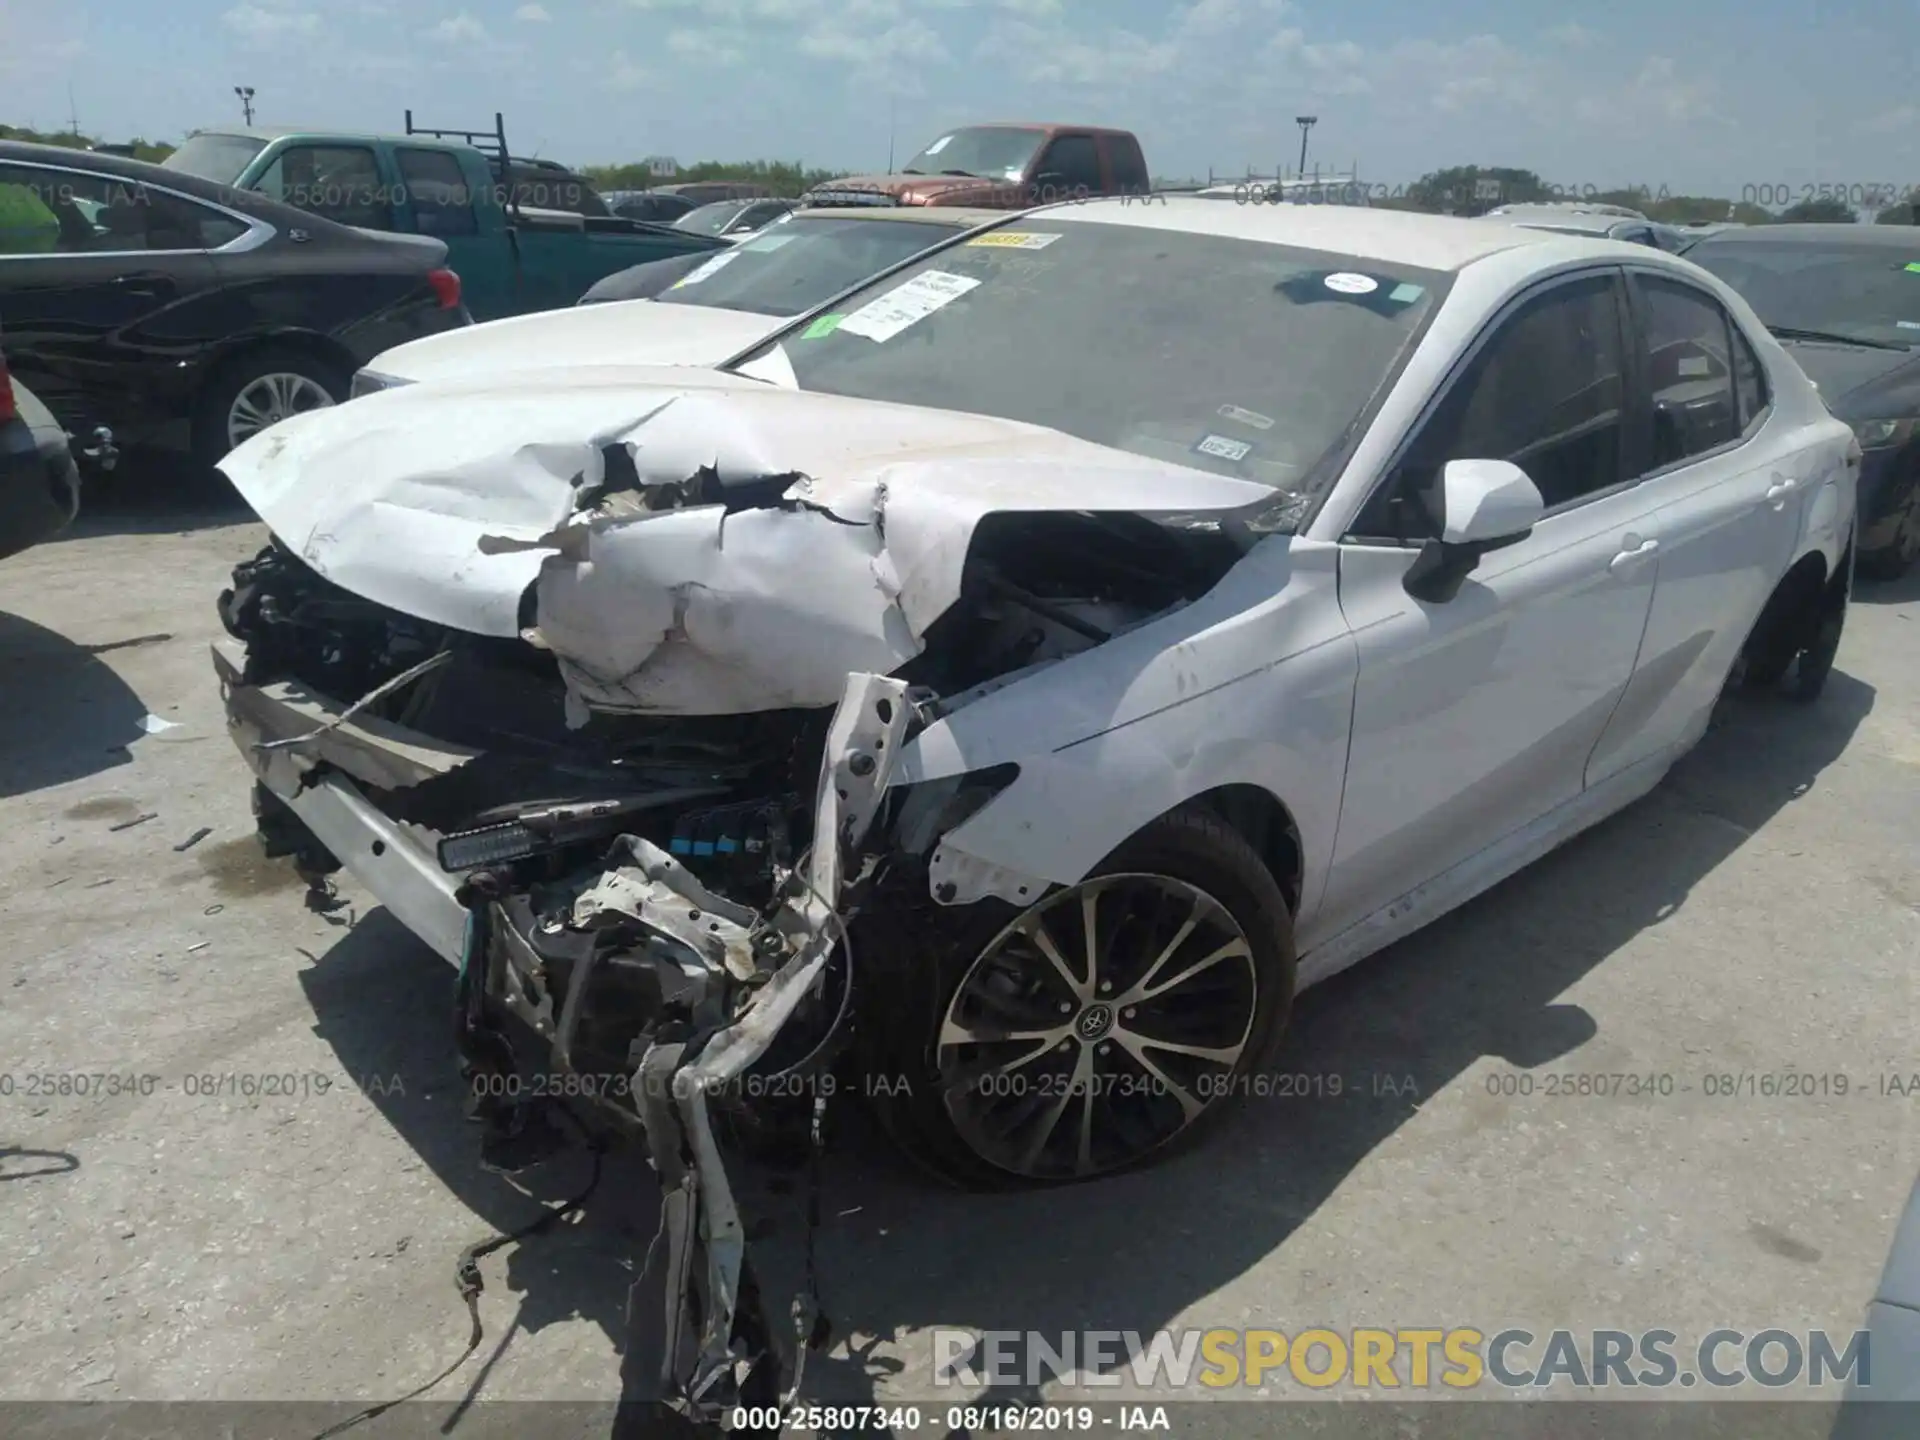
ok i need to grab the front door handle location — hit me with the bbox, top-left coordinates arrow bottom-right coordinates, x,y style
1765,473 -> 1799,509
1610,536 -> 1659,573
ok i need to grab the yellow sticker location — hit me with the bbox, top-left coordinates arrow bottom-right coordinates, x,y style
964,231 -> 1061,250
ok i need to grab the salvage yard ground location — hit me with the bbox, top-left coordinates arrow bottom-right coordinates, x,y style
1,482 -> 1916,1430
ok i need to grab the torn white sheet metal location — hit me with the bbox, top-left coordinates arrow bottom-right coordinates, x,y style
572,834 -> 761,980
220,368 -> 1272,712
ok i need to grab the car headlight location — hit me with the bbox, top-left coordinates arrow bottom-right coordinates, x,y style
1849,418 -> 1915,450
350,369 -> 411,400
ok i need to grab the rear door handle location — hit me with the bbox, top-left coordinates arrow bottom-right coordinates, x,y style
1766,474 -> 1799,509
1610,536 -> 1659,572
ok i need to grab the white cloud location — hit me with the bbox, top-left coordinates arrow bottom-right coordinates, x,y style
514,3 -> 551,20
667,26 -> 747,63
800,16 -> 945,67
1861,104 -> 1918,134
603,48 -> 649,90
427,12 -> 491,43
1545,22 -> 1596,48
223,0 -> 321,44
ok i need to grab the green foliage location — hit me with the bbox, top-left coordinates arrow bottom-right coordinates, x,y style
581,158 -> 843,198
1406,166 -> 1554,216
1875,200 -> 1920,225
1779,196 -> 1857,223
0,123 -> 174,163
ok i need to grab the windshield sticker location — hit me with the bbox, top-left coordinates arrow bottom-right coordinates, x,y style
1898,320 -> 1920,330
839,270 -> 981,343
965,231 -> 1062,250
925,135 -> 953,155
1388,282 -> 1426,304
741,231 -> 798,252
1194,433 -> 1253,463
800,313 -> 844,339
1905,262 -> 1920,274
1677,356 -> 1711,376
1217,403 -> 1275,431
1324,272 -> 1378,295
671,252 -> 740,288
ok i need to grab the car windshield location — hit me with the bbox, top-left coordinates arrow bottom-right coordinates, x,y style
161,133 -> 268,185
656,216 -> 965,318
731,217 -> 1449,511
900,127 -> 1047,181
674,201 -> 745,236
1687,239 -> 1920,349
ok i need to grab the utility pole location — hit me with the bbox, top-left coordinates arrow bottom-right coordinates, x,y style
887,96 -> 895,172
67,82 -> 79,137
235,86 -> 256,126
1295,116 -> 1317,180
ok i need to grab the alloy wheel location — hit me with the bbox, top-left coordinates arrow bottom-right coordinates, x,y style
936,873 -> 1259,1181
227,372 -> 335,450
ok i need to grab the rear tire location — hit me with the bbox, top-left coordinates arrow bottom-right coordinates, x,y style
857,805 -> 1297,1190
191,347 -> 346,472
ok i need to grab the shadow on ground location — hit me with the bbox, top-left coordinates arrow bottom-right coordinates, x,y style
46,448 -> 254,543
1854,569 -> 1920,607
295,673 -> 1873,1430
0,610 -> 153,799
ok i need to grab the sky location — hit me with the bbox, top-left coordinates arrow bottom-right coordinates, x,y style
2,0 -> 1916,199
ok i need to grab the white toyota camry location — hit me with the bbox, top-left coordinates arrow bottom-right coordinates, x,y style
211,197 -> 1855,1395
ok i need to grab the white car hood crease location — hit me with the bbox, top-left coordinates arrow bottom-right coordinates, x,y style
218,366 -> 1275,718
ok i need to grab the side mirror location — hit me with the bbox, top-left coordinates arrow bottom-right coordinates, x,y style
1404,458 -> 1543,603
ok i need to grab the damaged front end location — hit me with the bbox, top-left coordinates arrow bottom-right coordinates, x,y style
212,378 -> 1269,1427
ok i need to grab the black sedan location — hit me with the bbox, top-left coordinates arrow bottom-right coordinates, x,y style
1686,223 -> 1920,577
0,140 -> 469,470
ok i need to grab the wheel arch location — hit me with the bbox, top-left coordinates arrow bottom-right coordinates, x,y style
1743,549 -> 1832,674
196,330 -> 359,396
1174,783 -> 1306,916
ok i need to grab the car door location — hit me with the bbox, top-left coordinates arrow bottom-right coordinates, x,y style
1031,134 -> 1102,202
392,145 -> 504,319
0,160 -> 232,434
1319,269 -> 1664,939
1582,269 -> 1810,781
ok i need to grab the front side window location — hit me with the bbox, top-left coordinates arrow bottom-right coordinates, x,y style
1106,136 -> 1149,193
0,165 -> 247,254
1635,275 -> 1739,467
733,218 -> 1449,518
659,216 -> 963,317
900,127 -> 1048,183
1364,273 -> 1627,536
253,145 -> 392,230
674,201 -> 746,237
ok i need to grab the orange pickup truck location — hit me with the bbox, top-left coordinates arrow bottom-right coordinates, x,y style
803,123 -> 1151,209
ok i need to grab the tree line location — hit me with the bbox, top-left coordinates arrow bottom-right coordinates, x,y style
6,126 -> 1912,222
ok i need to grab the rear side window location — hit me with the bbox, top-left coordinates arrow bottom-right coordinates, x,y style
396,148 -> 478,238
1106,136 -> 1149,194
256,145 -> 393,230
1730,322 -> 1769,432
1035,135 -> 1101,195
1635,275 -> 1741,468
0,165 -> 247,254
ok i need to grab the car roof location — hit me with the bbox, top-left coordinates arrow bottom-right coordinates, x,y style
187,126 -> 473,154
785,205 -> 1005,226
1,139 -> 280,211
932,121 -> 1136,137
1036,195 -> 1576,271
1690,223 -> 1915,246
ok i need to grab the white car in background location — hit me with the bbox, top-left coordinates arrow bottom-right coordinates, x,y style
212,198 -> 1856,1418
348,207 -> 1003,393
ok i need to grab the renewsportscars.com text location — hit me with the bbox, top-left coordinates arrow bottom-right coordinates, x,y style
932,1327 -> 1873,1392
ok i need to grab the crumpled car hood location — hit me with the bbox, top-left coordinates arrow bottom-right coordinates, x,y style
218,365 -> 1275,716
365,301 -> 780,385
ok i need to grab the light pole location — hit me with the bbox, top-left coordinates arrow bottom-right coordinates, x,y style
235,86 -> 255,125
1295,115 -> 1317,179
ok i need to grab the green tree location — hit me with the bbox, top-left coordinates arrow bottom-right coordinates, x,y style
1779,196 -> 1856,223
1405,166 -> 1554,216
1875,199 -> 1920,225
583,158 -> 843,198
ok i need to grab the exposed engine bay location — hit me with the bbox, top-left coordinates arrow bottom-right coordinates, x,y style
214,480 -> 1243,1428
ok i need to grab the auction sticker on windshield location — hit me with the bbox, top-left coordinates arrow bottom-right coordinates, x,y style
1194,434 -> 1254,463
1325,272 -> 1378,295
671,252 -> 740,287
1218,404 -> 1274,431
839,271 -> 981,343
965,231 -> 1061,250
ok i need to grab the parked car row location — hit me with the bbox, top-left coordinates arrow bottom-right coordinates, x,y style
208,191 -> 1861,1424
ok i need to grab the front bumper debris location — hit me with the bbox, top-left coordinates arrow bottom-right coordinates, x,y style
218,637 -> 913,1427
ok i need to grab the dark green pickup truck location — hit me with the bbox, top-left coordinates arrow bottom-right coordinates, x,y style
160,115 -> 728,321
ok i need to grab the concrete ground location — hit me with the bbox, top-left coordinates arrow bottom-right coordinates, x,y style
0,477 -> 1914,1436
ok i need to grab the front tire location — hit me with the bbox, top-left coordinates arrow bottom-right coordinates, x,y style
859,806 -> 1296,1190
192,347 -> 345,471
